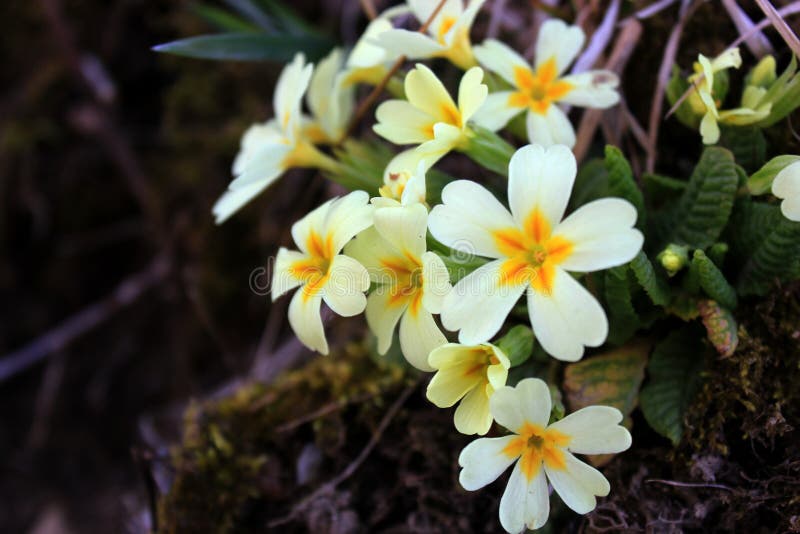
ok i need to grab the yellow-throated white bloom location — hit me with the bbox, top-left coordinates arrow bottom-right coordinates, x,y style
345,204 -> 451,370
686,48 -> 770,145
427,342 -> 510,435
213,53 -> 345,224
374,64 -> 487,160
428,144 -> 643,361
344,8 -> 406,86
374,0 -> 486,70
772,160 -> 800,222
459,378 -> 631,533
304,48 -> 355,144
272,191 -> 373,355
472,20 -> 619,148
374,158 -> 429,208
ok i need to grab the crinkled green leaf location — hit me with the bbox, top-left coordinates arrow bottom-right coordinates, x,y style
630,251 -> 671,306
496,325 -> 534,367
604,145 -> 645,228
153,32 -> 332,61
692,250 -> 738,309
569,159 -> 607,211
667,147 -> 738,249
719,126 -> 766,172
640,327 -> 706,445
604,265 -> 640,345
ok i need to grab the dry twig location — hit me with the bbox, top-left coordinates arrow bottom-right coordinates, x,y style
753,0 -> 800,58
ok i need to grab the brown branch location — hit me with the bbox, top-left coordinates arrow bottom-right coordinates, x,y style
359,0 -> 378,20
339,0 -> 450,143
0,254 -> 171,383
267,381 -> 418,527
275,391 -> 380,433
753,0 -> 800,58
645,479 -> 734,491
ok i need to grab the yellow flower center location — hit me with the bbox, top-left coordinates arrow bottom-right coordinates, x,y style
508,58 -> 573,115
380,253 -> 425,316
289,230 -> 334,301
503,422 -> 571,481
492,209 -> 573,294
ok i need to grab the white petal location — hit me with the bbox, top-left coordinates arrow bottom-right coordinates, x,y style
272,247 -> 305,301
374,100 -> 436,145
213,179 -> 275,224
458,66 -> 488,124
383,148 -> 436,184
400,171 -> 428,206
409,0 -> 463,31
471,91 -> 523,131
490,377 -> 552,432
307,48 -> 343,125
322,254 -> 369,317
453,0 -> 486,34
374,29 -> 446,60
428,181 -> 516,259
525,105 -> 576,147
559,70 -> 620,108
399,308 -> 447,371
772,161 -> 800,199
426,344 -> 484,407
421,251 -> 452,314
325,191 -> 374,253
291,197 -> 337,254
545,451 -> 610,514
508,143 -> 576,230
273,53 -> 313,134
288,290 -> 327,354
405,64 -> 459,123
344,226 -> 398,278
553,198 -> 643,272
499,459 -> 550,533
228,142 -> 292,190
780,196 -> 800,222
373,204 -> 428,259
458,435 -> 519,491
348,18 -> 394,68
454,383 -> 493,435
548,406 -> 632,455
441,260 -> 527,344
473,39 -> 531,87
527,269 -> 608,362
700,111 -> 720,145
535,19 -> 585,76
365,285 -> 408,354
232,120 -> 283,176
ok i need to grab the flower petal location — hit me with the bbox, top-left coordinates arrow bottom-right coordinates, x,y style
365,284 -> 408,355
399,308 -> 446,371
372,29 -> 447,60
473,38 -> 531,87
373,204 -> 428,259
421,251 -> 452,314
772,161 -> 800,199
374,100 -> 436,145
272,247 -> 305,301
499,458 -> 551,533
228,142 -> 292,190
527,269 -> 608,361
322,254 -> 369,317
490,377 -> 552,433
508,143 -> 576,230
213,179 -> 277,224
273,53 -> 313,134
344,226 -> 399,278
441,259 -> 527,344
552,198 -> 643,272
454,383 -> 493,435
458,435 -> 519,491
232,120 -> 283,176
558,70 -> 620,108
428,181 -> 516,259
288,290 -> 327,354
525,105 -> 576,147
409,0 -> 463,31
405,64 -> 459,123
427,344 -> 484,407
535,19 -> 585,76
347,18 -> 395,69
548,405 -> 632,455
544,451 -> 610,514
471,91 -> 523,131
458,66 -> 488,124
780,195 -> 800,222
325,191 -> 374,253
291,197 -> 337,254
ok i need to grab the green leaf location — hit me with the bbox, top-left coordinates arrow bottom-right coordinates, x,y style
329,139 -> 391,193
757,55 -> 800,128
667,147 -> 738,250
427,237 -> 489,284
496,325 -> 534,367
152,32 -> 332,62
257,0 -> 320,36
735,203 -> 800,296
692,250 -> 737,309
462,125 -> 515,176
630,251 -> 671,306
698,300 -> 738,357
569,159 -> 608,211
192,4 -> 260,32
604,146 -> 645,227
747,155 -> 800,195
719,126 -> 766,172
222,0 -> 276,31
604,266 -> 640,345
640,327 -> 706,445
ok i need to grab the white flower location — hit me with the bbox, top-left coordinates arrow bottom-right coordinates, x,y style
373,158 -> 429,208
272,191 -> 374,354
345,204 -> 451,370
373,0 -> 486,70
426,342 -> 510,435
459,378 -> 631,533
428,144 -> 643,361
772,160 -> 800,222
344,9 -> 405,86
213,53 -> 343,224
374,63 -> 487,156
472,20 -> 619,148
304,48 -> 355,144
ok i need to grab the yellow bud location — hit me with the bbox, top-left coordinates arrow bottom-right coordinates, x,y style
658,244 -> 689,276
749,55 -> 776,88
